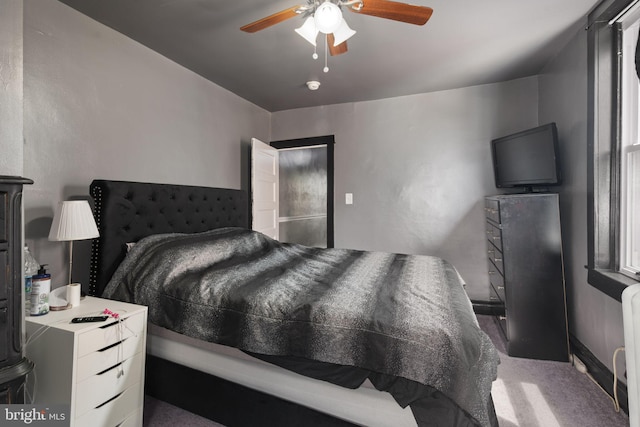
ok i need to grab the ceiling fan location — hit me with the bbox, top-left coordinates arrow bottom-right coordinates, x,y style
240,0 -> 433,58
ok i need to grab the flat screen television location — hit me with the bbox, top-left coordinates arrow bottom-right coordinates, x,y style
491,123 -> 561,191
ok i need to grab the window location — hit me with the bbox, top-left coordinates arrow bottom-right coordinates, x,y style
622,144 -> 640,275
620,13 -> 640,278
587,0 -> 640,301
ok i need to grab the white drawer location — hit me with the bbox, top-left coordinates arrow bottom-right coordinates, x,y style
77,312 -> 145,357
26,297 -> 147,427
118,407 -> 143,427
75,352 -> 144,418
75,381 -> 143,427
76,332 -> 145,382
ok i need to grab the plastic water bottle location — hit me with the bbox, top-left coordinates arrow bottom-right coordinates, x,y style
24,246 -> 40,316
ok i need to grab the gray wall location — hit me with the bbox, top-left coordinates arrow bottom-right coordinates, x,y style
539,21 -> 625,374
0,0 -> 24,177
22,0 -> 270,289
272,79 -> 540,300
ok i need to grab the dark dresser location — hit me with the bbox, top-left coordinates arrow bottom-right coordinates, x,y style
485,193 -> 570,361
0,176 -> 34,403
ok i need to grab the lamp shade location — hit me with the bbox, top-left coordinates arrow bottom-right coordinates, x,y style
314,1 -> 342,34
48,200 -> 99,242
332,18 -> 356,46
295,16 -> 319,46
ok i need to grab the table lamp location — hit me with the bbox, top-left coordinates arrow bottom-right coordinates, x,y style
48,200 -> 100,285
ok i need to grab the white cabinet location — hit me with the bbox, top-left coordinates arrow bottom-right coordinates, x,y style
25,296 -> 147,427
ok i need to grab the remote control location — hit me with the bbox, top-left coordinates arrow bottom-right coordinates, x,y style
71,316 -> 109,323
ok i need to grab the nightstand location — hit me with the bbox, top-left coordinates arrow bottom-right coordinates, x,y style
25,296 -> 147,427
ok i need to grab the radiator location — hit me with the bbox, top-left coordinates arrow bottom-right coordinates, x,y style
623,283 -> 640,427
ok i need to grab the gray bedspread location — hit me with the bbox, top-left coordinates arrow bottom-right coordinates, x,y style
103,227 -> 499,427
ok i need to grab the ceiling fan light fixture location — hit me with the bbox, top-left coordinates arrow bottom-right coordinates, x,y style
332,17 -> 356,46
314,1 -> 343,34
295,16 -> 319,46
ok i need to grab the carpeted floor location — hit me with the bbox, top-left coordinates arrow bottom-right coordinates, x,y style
477,315 -> 629,427
143,315 -> 630,427
144,395 -> 222,427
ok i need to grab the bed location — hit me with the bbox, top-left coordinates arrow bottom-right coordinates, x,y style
88,179 -> 500,427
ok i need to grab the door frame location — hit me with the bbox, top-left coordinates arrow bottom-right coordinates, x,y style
271,135 -> 335,248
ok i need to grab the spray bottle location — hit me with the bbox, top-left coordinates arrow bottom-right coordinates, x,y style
30,264 -> 51,316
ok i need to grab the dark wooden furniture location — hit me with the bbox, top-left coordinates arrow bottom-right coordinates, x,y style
0,176 -> 34,403
485,193 -> 570,361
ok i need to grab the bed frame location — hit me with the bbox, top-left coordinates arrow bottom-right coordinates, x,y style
88,179 -> 419,427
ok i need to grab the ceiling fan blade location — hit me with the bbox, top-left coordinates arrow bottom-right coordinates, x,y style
349,0 -> 433,26
240,6 -> 301,33
328,34 -> 348,56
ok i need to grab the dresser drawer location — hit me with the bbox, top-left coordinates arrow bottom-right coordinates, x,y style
485,198 -> 501,223
119,408 -> 143,427
489,272 -> 505,302
75,351 -> 144,418
486,221 -> 503,250
75,381 -> 143,427
77,312 -> 145,358
76,332 -> 145,382
487,247 -> 504,275
489,281 -> 502,304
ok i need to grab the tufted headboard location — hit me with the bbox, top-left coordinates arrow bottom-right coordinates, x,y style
89,179 -> 249,297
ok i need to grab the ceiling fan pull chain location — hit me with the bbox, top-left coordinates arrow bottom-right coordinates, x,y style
324,34 -> 329,73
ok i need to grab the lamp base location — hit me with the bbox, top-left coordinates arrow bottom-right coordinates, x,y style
50,303 -> 72,311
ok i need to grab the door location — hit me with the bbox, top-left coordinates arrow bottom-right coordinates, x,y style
277,145 -> 328,247
251,138 -> 279,240
272,135 -> 334,248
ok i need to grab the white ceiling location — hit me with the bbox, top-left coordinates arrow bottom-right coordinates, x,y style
57,0 -> 600,112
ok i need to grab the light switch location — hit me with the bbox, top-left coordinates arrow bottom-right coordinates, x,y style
345,193 -> 353,205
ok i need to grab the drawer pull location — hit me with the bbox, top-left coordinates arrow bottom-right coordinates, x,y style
498,316 -> 506,321
100,320 -> 139,338
95,391 -> 124,409
96,361 -> 125,377
99,321 -> 121,330
493,257 -> 502,262
98,339 -> 126,353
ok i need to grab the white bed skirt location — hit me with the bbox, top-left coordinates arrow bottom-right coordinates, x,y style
146,324 -> 417,427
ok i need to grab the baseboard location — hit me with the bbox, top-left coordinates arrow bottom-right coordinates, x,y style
472,300 -> 505,316
569,334 -> 629,415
